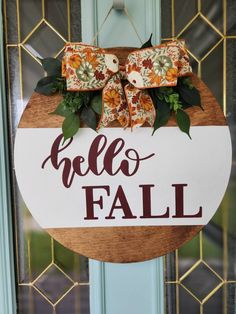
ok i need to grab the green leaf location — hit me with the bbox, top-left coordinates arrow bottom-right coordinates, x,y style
178,85 -> 201,107
176,109 -> 191,139
54,78 -> 67,93
40,58 -> 62,76
50,100 -> 72,117
61,92 -> 84,112
179,77 -> 194,89
177,78 -> 202,109
62,113 -> 80,141
91,94 -> 102,115
152,98 -> 171,134
34,76 -> 58,95
80,107 -> 97,130
141,34 -> 153,49
81,92 -> 91,106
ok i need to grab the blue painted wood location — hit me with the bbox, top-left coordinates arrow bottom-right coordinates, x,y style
81,0 -> 161,46
83,1 -> 164,314
103,259 -> 164,314
89,260 -> 106,314
0,2 -> 17,314
89,258 -> 164,314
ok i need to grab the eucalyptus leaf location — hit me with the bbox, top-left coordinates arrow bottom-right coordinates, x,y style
91,94 -> 102,115
141,34 -> 153,49
80,106 -> 97,130
50,100 -> 72,117
62,113 -> 80,141
176,109 -> 191,139
34,76 -> 58,96
41,58 -> 61,76
152,98 -> 171,134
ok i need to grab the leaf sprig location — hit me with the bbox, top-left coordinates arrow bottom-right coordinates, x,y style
149,79 -> 202,139
35,57 -> 102,141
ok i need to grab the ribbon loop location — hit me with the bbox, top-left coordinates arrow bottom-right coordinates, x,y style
62,43 -> 119,91
126,40 -> 192,89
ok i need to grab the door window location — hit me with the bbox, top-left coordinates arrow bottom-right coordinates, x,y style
162,1 -> 236,313
4,1 -> 90,313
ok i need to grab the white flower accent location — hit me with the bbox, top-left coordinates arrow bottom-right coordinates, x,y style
153,55 -> 172,76
104,54 -> 119,73
76,61 -> 94,81
127,71 -> 144,88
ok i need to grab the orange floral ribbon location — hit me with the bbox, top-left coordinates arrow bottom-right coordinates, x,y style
62,40 -> 192,129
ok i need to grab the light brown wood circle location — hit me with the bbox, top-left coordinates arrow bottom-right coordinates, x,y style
18,48 -> 226,263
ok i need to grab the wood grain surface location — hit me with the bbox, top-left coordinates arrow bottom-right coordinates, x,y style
18,47 -> 226,262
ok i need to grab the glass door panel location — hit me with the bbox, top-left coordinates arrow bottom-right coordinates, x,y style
3,1 -> 90,313
162,1 -> 236,313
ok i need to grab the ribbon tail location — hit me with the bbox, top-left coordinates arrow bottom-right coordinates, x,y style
124,84 -> 156,128
97,74 -> 130,130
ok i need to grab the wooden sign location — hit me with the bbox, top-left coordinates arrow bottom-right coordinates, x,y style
14,49 -> 232,263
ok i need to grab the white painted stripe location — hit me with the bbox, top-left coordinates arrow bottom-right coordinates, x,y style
14,126 -> 232,228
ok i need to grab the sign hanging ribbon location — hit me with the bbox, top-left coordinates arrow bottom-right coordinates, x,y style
62,40 -> 192,129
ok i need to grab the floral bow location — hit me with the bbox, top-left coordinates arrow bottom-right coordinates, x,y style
62,40 -> 192,129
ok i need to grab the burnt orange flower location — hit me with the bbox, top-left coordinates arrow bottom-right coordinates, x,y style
61,58 -> 67,77
148,71 -> 162,85
68,54 -> 81,69
104,89 -> 121,108
85,52 -> 99,69
140,94 -> 153,111
166,68 -> 178,82
132,117 -> 145,127
129,105 -> 137,116
83,47 -> 94,53
118,115 -> 129,127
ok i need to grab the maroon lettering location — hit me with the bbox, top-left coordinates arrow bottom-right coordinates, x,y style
83,185 -> 110,220
172,184 -> 202,218
139,184 -> 169,218
88,134 -> 107,175
81,183 -> 203,221
105,185 -> 137,219
42,134 -> 155,188
41,134 -> 76,188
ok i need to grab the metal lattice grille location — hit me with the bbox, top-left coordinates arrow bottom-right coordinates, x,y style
3,1 -> 90,313
162,1 -> 236,313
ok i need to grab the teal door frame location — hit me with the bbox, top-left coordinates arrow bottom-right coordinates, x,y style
0,1 -> 165,313
82,1 -> 165,314
0,1 -> 17,313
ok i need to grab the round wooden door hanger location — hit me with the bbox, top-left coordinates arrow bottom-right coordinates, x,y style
14,47 -> 232,263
